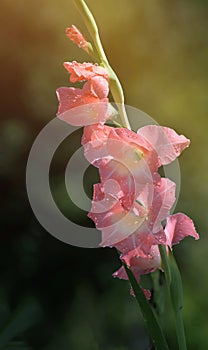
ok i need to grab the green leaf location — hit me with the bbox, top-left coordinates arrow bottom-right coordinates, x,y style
159,246 -> 187,350
124,264 -> 169,350
169,251 -> 187,350
168,251 -> 183,315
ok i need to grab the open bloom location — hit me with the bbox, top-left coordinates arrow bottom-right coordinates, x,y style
56,62 -> 110,125
82,124 -> 157,170
83,123 -> 159,193
83,123 -> 189,171
137,125 -> 190,166
83,123 -> 190,200
56,91 -> 110,126
89,174 -> 176,248
113,212 -> 199,296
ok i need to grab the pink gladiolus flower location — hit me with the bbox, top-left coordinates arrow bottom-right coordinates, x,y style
63,61 -> 109,83
118,213 -> 198,268
115,175 -> 176,252
89,174 -> 176,248
56,89 -> 110,126
89,182 -> 148,247
56,64 -> 110,126
66,25 -> 88,51
137,125 -> 190,166
83,124 -> 190,182
165,213 -> 199,247
82,124 -> 156,168
82,124 -> 159,191
113,212 -> 199,297
113,243 -> 161,279
56,87 -> 84,114
83,76 -> 109,99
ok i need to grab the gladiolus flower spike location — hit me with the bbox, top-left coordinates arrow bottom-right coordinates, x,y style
56,2 -> 199,349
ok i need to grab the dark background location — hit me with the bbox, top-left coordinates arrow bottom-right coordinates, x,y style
0,0 -> 208,349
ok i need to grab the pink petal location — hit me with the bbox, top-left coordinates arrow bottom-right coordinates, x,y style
122,244 -> 161,272
115,229 -> 155,258
100,209 -> 147,247
147,177 -> 176,233
82,124 -> 159,191
83,125 -> 155,170
98,180 -> 148,247
82,123 -> 111,145
57,99 -> 110,126
88,181 -> 147,247
56,87 -> 83,114
82,124 -> 111,163
56,69 -> 110,126
88,183 -> 120,227
108,127 -> 159,173
165,213 -> 199,247
113,266 -> 151,299
83,76 -> 109,99
99,160 -> 137,209
66,25 -> 88,51
140,288 -> 151,300
113,266 -> 132,298
137,125 -> 190,166
113,266 -> 128,280
89,174 -> 173,248
113,265 -> 142,286
63,61 -> 109,83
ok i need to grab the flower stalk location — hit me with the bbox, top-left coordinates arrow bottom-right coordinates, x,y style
73,0 -> 131,130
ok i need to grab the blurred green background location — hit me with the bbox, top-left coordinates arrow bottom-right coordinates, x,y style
0,0 -> 207,349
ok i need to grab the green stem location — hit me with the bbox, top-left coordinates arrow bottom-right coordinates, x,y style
85,42 -> 98,61
124,264 -> 169,350
73,0 -> 131,130
159,246 -> 171,288
151,270 -> 165,318
73,0 -> 108,63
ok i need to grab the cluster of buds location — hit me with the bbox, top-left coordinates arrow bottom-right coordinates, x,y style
57,26 -> 199,298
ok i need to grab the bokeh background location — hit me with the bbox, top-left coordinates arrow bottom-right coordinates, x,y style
0,0 -> 208,349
